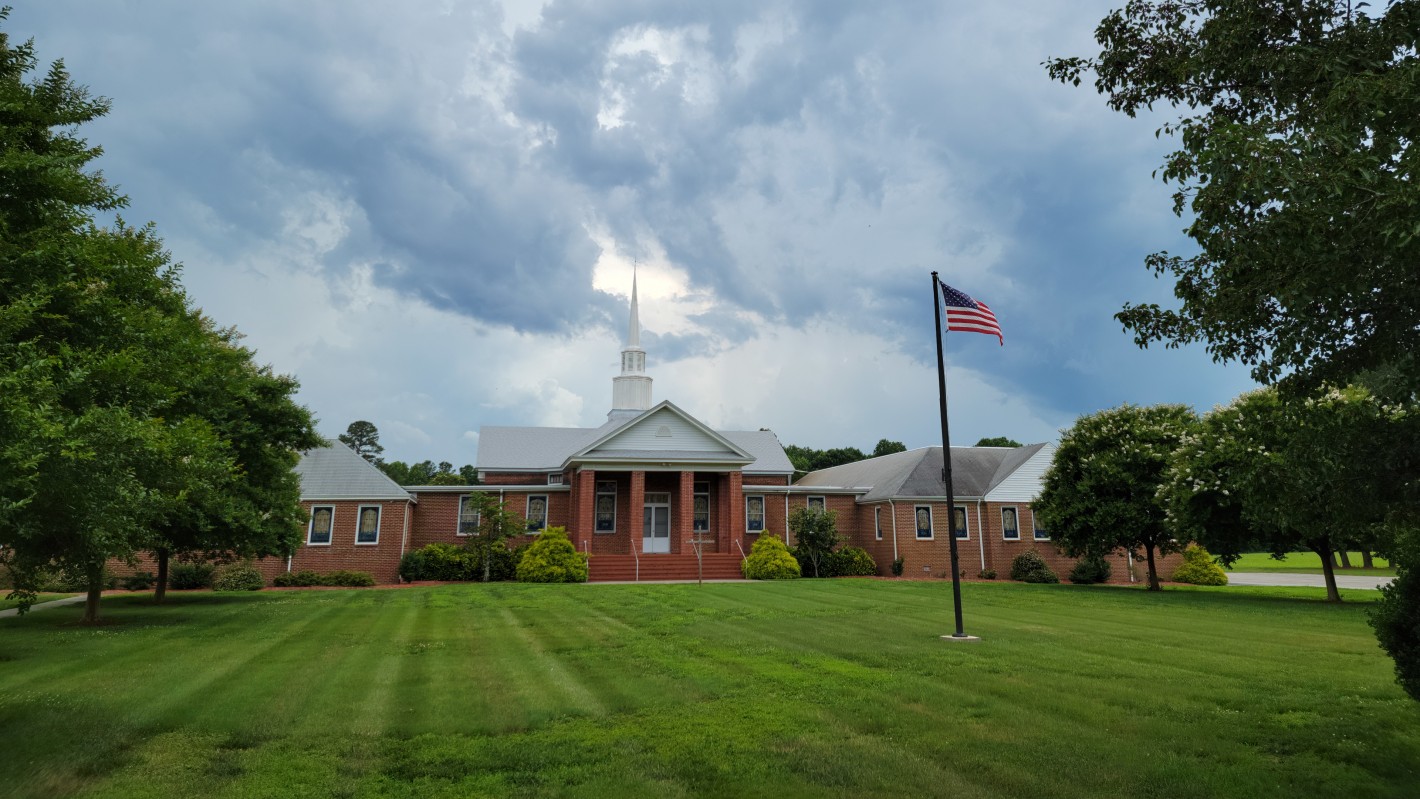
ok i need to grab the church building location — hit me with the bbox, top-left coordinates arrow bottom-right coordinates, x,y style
249,278 -> 1169,585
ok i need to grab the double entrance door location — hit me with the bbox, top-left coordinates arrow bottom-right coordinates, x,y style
642,492 -> 671,554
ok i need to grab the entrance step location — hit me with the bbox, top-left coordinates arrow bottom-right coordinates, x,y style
587,553 -> 745,582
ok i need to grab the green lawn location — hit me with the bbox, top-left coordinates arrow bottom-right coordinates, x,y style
1226,551 -> 1396,576
0,592 -> 75,612
1,581 -> 1416,798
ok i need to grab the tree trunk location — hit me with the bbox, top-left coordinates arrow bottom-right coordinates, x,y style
154,548 -> 169,603
81,562 -> 104,624
1331,551 -> 1341,568
1338,550 -> 1353,569
1144,544 -> 1161,591
1362,551 -> 1376,569
1314,543 -> 1342,602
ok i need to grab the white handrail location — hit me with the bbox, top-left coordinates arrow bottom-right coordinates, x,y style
631,537 -> 640,582
734,539 -> 748,561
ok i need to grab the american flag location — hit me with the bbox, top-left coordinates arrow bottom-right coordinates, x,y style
939,282 -> 1003,345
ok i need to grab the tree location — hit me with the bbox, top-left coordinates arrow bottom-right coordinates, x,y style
974,437 -> 1022,447
339,421 -> 383,463
0,20 -> 319,623
1046,1 -> 1420,392
145,322 -> 321,602
784,444 -> 869,476
1371,524 -> 1420,701
1163,386 -> 1416,602
872,439 -> 907,457
1035,404 -> 1197,591
789,506 -> 840,578
462,493 -> 523,582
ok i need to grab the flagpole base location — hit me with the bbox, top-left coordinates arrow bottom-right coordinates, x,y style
940,634 -> 982,643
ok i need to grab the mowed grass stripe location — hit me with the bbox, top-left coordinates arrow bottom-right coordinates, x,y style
2,581 -> 1418,798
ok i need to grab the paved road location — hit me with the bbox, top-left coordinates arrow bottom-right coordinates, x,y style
1227,572 -> 1393,590
0,594 -> 85,619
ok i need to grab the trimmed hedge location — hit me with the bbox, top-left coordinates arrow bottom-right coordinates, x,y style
399,542 -> 521,582
742,534 -> 800,580
168,562 -> 215,590
272,570 -> 377,588
828,546 -> 878,577
1010,550 -> 1059,584
1069,553 -> 1113,585
121,572 -> 156,591
1172,544 -> 1228,586
516,526 -> 588,583
212,564 -> 264,591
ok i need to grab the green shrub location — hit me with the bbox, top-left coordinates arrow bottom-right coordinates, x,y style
829,547 -> 877,577
516,527 -> 588,583
399,542 -> 475,582
273,570 -> 325,587
1172,544 -> 1228,586
323,570 -> 376,587
1069,553 -> 1113,585
977,568 -> 997,580
121,572 -> 155,591
1009,550 -> 1059,584
741,534 -> 801,580
169,562 -> 215,590
891,557 -> 904,577
1370,529 -> 1420,701
38,568 -> 117,592
212,564 -> 264,591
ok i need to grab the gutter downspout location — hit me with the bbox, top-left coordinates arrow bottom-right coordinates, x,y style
400,498 -> 412,562
889,499 -> 900,563
783,493 -> 790,545
976,498 -> 986,575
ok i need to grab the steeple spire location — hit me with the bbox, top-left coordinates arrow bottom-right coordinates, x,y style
628,265 -> 640,348
610,268 -> 652,418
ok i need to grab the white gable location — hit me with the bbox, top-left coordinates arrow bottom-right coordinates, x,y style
983,442 -> 1055,503
587,407 -> 739,455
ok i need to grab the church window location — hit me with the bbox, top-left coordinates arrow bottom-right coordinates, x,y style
874,506 -> 883,541
356,505 -> 381,545
693,481 -> 710,533
526,495 -> 548,531
595,481 -> 616,533
807,496 -> 826,513
954,506 -> 969,540
457,495 -> 480,536
745,495 -> 765,532
1002,507 -> 1020,540
915,505 -> 934,540
307,505 -> 334,545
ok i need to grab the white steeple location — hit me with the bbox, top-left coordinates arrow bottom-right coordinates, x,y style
610,268 -> 653,418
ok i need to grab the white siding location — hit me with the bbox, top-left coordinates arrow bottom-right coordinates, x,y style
589,408 -> 737,454
983,443 -> 1055,503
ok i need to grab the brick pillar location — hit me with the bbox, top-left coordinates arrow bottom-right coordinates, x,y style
574,469 -> 596,550
727,471 -> 745,554
629,471 -> 645,556
677,471 -> 694,555
715,473 -> 731,553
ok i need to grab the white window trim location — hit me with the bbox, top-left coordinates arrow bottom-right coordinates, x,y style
914,505 -> 934,540
692,481 -> 711,533
307,505 -> 335,546
526,494 -> 548,531
954,505 -> 970,541
745,494 -> 766,533
547,472 -> 564,485
874,506 -> 883,541
807,495 -> 826,512
1031,511 -> 1049,541
456,495 -> 480,536
1001,505 -> 1021,541
355,505 -> 382,545
594,481 -> 617,534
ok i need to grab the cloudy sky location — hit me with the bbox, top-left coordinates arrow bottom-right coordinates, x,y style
16,1 -> 1256,465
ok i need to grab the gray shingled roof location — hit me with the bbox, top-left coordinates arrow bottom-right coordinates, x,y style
296,443 -> 412,501
476,410 -> 795,475
796,444 -> 1047,501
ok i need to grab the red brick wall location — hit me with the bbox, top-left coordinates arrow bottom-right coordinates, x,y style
744,474 -> 791,486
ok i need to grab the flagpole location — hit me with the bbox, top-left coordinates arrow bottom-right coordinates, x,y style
932,271 -> 975,642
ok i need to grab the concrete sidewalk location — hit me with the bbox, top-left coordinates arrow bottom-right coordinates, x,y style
1226,572 -> 1393,590
0,594 -> 85,619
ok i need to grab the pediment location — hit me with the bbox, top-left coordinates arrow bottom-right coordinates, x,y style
572,402 -> 753,461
